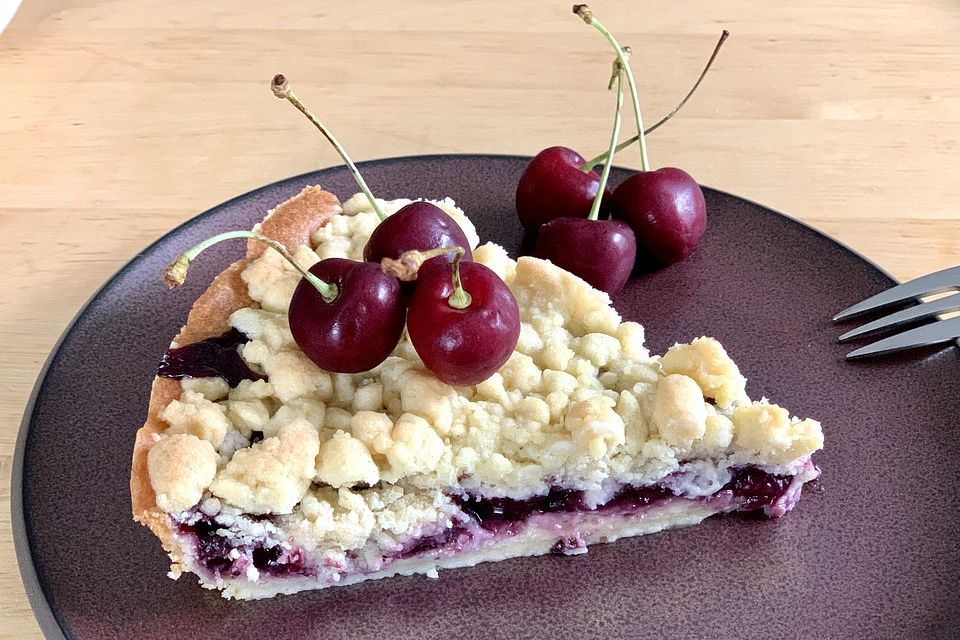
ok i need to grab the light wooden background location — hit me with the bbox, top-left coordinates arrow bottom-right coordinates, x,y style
2,1 -> 958,637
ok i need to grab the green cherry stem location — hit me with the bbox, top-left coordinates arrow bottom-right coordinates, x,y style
447,248 -> 472,310
587,65 -> 624,221
164,230 -> 338,302
605,48 -> 629,90
574,4 -> 649,171
580,30 -> 730,171
271,74 -> 388,221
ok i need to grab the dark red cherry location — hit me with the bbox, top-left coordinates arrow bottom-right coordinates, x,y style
407,260 -> 520,387
534,217 -> 636,294
515,146 -> 612,232
363,201 -> 473,268
610,167 -> 706,267
289,258 -> 405,373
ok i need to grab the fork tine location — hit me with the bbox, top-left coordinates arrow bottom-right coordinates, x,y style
838,293 -> 960,341
845,316 -> 960,359
833,265 -> 960,321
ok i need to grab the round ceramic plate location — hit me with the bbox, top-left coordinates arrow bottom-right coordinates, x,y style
13,155 -> 960,639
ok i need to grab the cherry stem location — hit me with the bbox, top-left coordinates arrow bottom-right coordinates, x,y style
271,74 -> 388,221
164,230 -> 338,302
380,245 -> 464,282
587,65 -> 623,221
606,46 -> 631,90
574,4 -> 649,171
580,30 -> 730,171
447,249 -> 472,310
381,245 -> 471,308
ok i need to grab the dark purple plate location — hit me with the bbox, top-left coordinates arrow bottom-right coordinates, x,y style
13,155 -> 960,639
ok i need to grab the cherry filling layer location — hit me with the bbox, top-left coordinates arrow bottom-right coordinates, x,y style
158,328 -> 264,387
177,518 -> 316,580
455,484 -> 676,536
177,463 -> 818,581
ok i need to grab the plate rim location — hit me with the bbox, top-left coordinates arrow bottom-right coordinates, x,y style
10,153 -> 904,639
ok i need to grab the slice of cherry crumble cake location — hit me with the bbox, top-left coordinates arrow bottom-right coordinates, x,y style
131,186 -> 823,599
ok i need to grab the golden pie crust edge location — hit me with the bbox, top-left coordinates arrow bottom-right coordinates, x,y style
129,186 -> 341,560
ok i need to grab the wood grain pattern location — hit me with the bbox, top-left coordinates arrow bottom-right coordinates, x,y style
1,1 -> 958,636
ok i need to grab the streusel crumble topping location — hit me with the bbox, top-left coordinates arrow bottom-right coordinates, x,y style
146,194 -> 823,555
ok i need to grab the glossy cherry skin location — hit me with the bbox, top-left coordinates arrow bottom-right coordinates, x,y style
516,146 -> 611,232
289,258 -> 405,374
407,261 -> 520,387
363,201 -> 473,267
610,167 -> 707,267
533,218 -> 637,295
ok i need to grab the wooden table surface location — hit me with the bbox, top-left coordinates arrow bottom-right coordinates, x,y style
2,1 -> 958,637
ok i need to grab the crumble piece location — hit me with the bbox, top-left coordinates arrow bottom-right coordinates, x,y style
209,418 -> 320,514
660,337 -> 748,409
651,374 -> 708,449
732,402 -> 825,466
160,390 -> 233,449
148,433 -> 218,512
316,430 -> 380,488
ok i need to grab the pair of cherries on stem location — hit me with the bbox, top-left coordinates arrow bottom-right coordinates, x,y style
164,76 -> 520,387
296,194 -> 481,378
519,6 -> 728,294
292,242 -> 518,387
288,241 -> 519,388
